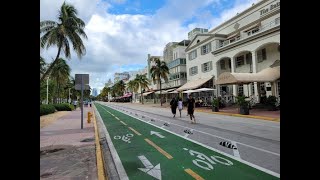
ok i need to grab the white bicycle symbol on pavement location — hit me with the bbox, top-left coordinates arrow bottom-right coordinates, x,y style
183,148 -> 233,170
114,133 -> 134,143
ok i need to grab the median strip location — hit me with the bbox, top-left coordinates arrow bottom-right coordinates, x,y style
184,168 -> 204,180
145,138 -> 173,159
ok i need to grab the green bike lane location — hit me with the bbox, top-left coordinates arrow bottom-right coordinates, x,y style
95,103 -> 279,180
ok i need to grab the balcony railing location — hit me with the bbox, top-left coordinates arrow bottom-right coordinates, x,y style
217,17 -> 280,49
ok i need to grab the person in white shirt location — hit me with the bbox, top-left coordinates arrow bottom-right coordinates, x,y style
178,97 -> 183,118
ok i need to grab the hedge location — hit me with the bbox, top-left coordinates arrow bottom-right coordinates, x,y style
40,104 -> 56,116
53,103 -> 74,111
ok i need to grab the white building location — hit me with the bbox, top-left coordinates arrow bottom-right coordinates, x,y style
188,28 -> 209,41
168,40 -> 190,88
178,0 -> 280,104
114,72 -> 130,83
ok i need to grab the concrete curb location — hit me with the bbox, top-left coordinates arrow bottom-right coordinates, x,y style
93,108 -> 107,180
195,109 -> 280,122
93,104 -> 122,180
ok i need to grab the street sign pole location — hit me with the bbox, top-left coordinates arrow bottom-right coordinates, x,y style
81,75 -> 84,129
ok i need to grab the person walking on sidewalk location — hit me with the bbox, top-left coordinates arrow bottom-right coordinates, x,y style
73,100 -> 77,110
178,97 -> 183,118
170,97 -> 178,118
187,94 -> 196,123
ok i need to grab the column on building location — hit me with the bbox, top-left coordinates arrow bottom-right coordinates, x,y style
251,51 -> 259,102
231,57 -> 238,97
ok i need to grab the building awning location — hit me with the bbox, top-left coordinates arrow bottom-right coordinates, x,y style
176,76 -> 213,92
155,88 -> 176,94
142,91 -> 154,96
216,66 -> 280,85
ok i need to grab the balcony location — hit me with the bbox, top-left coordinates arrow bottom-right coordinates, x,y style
215,17 -> 280,51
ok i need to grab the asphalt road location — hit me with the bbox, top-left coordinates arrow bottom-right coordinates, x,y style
97,103 -> 280,179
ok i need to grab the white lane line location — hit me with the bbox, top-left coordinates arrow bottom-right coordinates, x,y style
118,110 -> 279,156
231,141 -> 241,159
101,103 -> 280,178
94,104 -> 129,180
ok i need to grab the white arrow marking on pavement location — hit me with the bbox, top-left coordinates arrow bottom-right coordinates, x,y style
150,131 -> 165,138
138,155 -> 161,180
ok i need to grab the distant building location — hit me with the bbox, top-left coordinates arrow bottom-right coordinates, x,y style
105,78 -> 113,87
114,72 -> 130,83
188,28 -> 208,41
92,88 -> 98,97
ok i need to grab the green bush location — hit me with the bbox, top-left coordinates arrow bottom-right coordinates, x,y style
40,104 -> 56,116
53,103 -> 74,111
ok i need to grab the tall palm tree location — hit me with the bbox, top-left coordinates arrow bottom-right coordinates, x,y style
127,79 -> 139,103
51,58 -> 71,103
150,58 -> 170,106
40,56 -> 46,77
116,80 -> 126,96
134,74 -> 149,104
40,2 -> 87,82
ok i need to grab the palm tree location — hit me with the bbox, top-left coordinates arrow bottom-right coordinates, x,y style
127,80 -> 139,103
40,56 -> 47,77
116,80 -> 126,96
150,58 -> 170,106
51,58 -> 71,103
134,74 -> 149,104
40,2 -> 87,82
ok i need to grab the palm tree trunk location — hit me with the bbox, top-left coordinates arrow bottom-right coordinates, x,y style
141,90 -> 144,104
40,46 -> 62,82
159,76 -> 162,106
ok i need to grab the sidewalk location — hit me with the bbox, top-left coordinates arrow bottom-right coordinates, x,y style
40,107 -> 98,179
123,102 -> 280,122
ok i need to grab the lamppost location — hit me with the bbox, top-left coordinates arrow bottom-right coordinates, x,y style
46,77 -> 49,104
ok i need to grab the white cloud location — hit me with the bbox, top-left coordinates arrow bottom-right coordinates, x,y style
40,0 -> 257,93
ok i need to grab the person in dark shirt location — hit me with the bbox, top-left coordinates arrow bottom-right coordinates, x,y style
170,97 -> 178,118
187,94 -> 196,123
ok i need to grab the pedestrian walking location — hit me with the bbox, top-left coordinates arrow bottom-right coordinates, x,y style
73,100 -> 77,110
170,97 -> 178,118
178,97 -> 183,118
187,94 -> 196,123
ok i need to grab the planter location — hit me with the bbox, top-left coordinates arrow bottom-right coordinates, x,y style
239,106 -> 249,115
267,105 -> 277,111
212,106 -> 219,112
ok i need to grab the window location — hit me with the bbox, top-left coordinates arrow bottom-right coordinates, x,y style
189,66 -> 198,76
238,85 -> 244,96
202,61 -> 212,72
201,43 -> 211,55
246,27 -> 259,36
220,60 -> 226,70
275,17 -> 280,25
188,50 -> 197,60
257,48 -> 267,62
246,53 -> 252,64
236,55 -> 245,67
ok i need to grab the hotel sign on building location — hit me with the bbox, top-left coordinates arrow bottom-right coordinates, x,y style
260,0 -> 280,17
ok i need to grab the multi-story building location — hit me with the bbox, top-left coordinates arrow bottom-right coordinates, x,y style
114,72 -> 130,83
105,78 -> 113,87
92,88 -> 98,97
168,40 -> 190,88
188,28 -> 208,41
179,0 -> 280,103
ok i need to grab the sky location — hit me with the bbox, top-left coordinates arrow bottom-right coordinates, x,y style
40,0 -> 259,93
